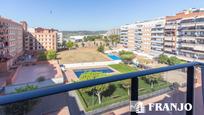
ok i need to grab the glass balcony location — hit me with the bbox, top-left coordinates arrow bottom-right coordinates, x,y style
0,62 -> 204,115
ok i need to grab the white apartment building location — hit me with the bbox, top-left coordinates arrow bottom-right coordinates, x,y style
150,18 -> 165,57
57,32 -> 63,49
120,25 -> 129,48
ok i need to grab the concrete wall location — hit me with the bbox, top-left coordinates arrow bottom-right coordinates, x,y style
63,60 -> 122,68
4,77 -> 64,94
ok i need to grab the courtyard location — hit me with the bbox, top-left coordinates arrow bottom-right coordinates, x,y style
74,64 -> 171,111
57,48 -> 111,64
13,61 -> 63,84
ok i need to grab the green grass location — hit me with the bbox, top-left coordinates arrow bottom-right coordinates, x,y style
77,64 -> 171,111
77,82 -> 129,111
109,63 -> 138,73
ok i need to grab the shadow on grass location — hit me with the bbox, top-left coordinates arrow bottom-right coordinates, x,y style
102,84 -> 116,97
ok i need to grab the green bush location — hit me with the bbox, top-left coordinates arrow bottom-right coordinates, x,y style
97,45 -> 104,53
158,54 -> 169,64
38,50 -> 56,61
158,54 -> 186,65
36,76 -> 45,82
38,52 -> 47,60
46,50 -> 57,60
119,51 -> 135,64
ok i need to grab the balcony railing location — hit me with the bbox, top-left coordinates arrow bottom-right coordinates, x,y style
0,62 -> 204,115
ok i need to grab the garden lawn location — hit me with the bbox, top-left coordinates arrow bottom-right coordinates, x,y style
109,63 -> 138,73
77,82 -> 128,111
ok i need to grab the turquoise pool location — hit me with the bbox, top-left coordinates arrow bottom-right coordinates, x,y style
107,54 -> 121,60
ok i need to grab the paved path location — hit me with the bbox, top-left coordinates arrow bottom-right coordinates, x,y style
105,86 -> 204,115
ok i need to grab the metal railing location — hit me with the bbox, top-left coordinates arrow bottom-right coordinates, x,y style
0,62 -> 204,115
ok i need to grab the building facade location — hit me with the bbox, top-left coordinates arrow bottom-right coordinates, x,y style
120,8 -> 204,60
164,8 -> 204,59
120,18 -> 165,55
150,19 -> 165,56
0,17 -> 23,72
25,27 -> 58,52
57,32 -> 63,49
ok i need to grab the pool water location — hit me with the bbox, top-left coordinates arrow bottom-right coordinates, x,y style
74,67 -> 114,77
107,54 -> 121,60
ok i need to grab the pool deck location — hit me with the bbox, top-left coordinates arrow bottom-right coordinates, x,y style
65,66 -> 120,82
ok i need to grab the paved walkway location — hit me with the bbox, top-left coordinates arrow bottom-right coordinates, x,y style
29,93 -> 70,115
104,86 -> 204,115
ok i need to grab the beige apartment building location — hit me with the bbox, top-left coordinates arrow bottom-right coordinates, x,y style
0,16 -> 23,72
120,24 -> 136,50
24,27 -> 58,52
121,18 -> 165,55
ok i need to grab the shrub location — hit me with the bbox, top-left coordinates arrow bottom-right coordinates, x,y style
97,45 -> 105,53
158,54 -> 186,65
38,50 -> 56,61
119,51 -> 135,64
38,52 -> 47,60
36,76 -> 45,82
46,50 -> 57,60
158,54 -> 169,64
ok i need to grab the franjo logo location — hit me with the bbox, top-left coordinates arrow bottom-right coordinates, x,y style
130,101 -> 192,113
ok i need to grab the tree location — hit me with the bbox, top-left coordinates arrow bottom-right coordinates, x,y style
109,35 -> 119,47
142,74 -> 161,89
158,54 -> 186,65
119,51 -> 135,64
121,79 -> 131,95
103,36 -> 110,46
158,54 -> 169,64
38,52 -> 47,61
66,41 -> 74,50
97,45 -> 105,53
75,43 -> 79,48
46,50 -> 57,60
5,85 -> 38,115
81,42 -> 85,47
62,40 -> 67,48
79,72 -> 109,104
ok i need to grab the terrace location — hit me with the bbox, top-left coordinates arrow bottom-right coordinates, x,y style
0,62 -> 203,115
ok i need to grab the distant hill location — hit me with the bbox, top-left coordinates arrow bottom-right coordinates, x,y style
61,30 -> 107,38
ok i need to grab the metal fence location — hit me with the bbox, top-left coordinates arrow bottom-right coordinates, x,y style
0,62 -> 204,115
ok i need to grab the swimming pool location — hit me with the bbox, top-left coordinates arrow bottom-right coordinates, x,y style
74,67 -> 114,77
107,54 -> 121,60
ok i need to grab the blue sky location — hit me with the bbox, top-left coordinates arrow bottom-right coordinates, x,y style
0,0 -> 203,31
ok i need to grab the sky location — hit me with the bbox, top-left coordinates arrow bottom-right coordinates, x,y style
0,0 -> 204,31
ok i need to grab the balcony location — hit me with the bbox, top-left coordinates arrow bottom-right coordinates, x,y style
0,62 -> 204,115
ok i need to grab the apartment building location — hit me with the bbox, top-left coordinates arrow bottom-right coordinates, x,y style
25,27 -> 58,52
120,24 -> 136,50
135,24 -> 143,51
57,32 -> 63,49
120,8 -> 204,60
164,8 -> 204,59
0,17 -> 23,72
150,19 -> 165,56
120,25 -> 129,48
120,18 -> 165,55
